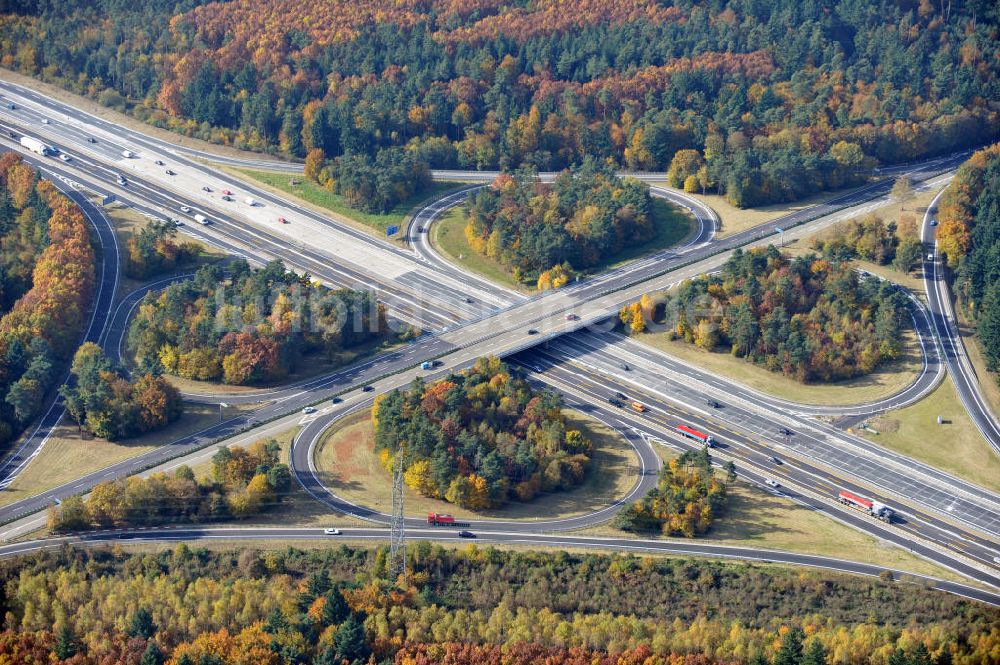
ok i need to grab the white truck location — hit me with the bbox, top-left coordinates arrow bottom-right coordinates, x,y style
19,135 -> 53,156
121,149 -> 134,158
193,214 -> 210,225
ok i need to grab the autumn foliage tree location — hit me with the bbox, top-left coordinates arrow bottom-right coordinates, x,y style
0,154 -> 95,444
372,356 -> 593,509
127,260 -> 387,385
465,161 -> 654,284
60,343 -> 181,440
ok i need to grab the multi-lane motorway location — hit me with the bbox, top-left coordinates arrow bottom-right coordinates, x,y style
0,79 -> 997,596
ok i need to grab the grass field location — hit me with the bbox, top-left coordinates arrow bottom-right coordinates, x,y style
228,168 -> 462,237
649,184 -> 847,238
577,446 -> 978,585
314,409 -> 640,521
862,377 -> 1000,492
0,401 -> 262,508
433,196 -> 694,292
638,326 -> 924,407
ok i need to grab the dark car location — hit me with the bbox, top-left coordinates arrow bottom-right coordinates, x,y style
362,385 -> 374,392
608,397 -> 624,408
331,397 -> 342,404
707,399 -> 721,408
527,328 -> 538,335
457,530 -> 475,538
86,137 -> 97,143
202,186 -> 212,192
165,169 -> 176,175
615,392 -> 626,400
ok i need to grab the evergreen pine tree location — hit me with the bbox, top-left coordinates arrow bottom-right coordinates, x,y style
54,624 -> 77,660
773,628 -> 804,665
802,639 -> 827,665
140,641 -> 165,665
128,607 -> 157,639
333,614 -> 369,663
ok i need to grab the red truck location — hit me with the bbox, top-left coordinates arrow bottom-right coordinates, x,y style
427,512 -> 456,526
838,490 -> 894,523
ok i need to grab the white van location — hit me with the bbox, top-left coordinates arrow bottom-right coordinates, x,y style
193,214 -> 210,225
244,196 -> 258,206
121,149 -> 134,158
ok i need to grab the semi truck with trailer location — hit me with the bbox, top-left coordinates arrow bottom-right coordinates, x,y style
838,490 -> 894,523
19,135 -> 52,156
427,512 -> 455,526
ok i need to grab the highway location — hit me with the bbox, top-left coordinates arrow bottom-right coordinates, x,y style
0,79 -> 996,593
922,190 -> 1000,452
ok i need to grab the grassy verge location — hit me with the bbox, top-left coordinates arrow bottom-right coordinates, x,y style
637,327 -> 924,407
0,401 -> 263,508
314,409 -> 639,521
861,377 -> 1000,492
433,197 -> 694,292
579,446 -> 978,585
226,168 -> 463,237
648,184 -> 849,238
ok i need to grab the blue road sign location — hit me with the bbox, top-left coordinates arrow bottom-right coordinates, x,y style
386,225 -> 399,236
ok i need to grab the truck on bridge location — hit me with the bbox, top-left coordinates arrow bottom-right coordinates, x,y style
838,490 -> 894,523
19,135 -> 52,156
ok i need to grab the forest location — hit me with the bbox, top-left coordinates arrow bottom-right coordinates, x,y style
305,146 -> 432,215
0,543 -> 994,664
615,449 -> 731,536
464,161 -> 654,284
937,144 -> 1000,379
0,153 -> 95,446
1,1 -> 997,206
620,246 -> 910,382
126,260 -> 387,385
372,356 -> 593,509
811,205 -> 924,274
60,343 -> 182,441
47,436 -> 292,532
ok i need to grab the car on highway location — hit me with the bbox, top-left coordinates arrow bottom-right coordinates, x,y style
302,406 -> 317,414
58,154 -> 71,162
323,528 -> 341,536
565,313 -> 579,320
765,479 -> 780,488
930,219 -> 938,226
180,205 -> 191,213
707,399 -> 721,408
464,297 -> 473,303
779,427 -> 794,436
362,385 -> 374,392
165,169 -> 175,175
416,226 -> 424,232
770,456 -> 782,465
6,131 -> 15,139
221,195 -> 233,201
222,189 -> 233,195
615,391 -> 626,399
202,186 -> 212,192
927,253 -> 934,261
278,216 -> 289,224
86,137 -> 96,143
41,118 -> 50,124
331,397 -> 341,404
619,362 -> 629,371
116,175 -> 127,186
457,530 -> 475,538
527,328 -> 538,335
607,397 -> 624,408
6,102 -> 15,109
155,160 -> 164,166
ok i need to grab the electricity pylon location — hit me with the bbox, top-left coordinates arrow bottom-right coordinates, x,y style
388,451 -> 406,585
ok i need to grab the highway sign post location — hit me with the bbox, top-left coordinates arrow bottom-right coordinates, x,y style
386,225 -> 399,237
775,226 -> 785,247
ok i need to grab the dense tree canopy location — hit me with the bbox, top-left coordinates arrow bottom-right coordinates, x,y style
623,246 -> 910,382
124,218 -> 200,279
1,1 -> 997,206
306,146 -> 432,215
0,543 -> 995,664
60,342 -> 182,440
127,260 -> 387,385
941,144 -> 1000,377
615,448 -> 729,536
465,161 -> 654,283
373,356 -> 593,508
0,153 -> 95,445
